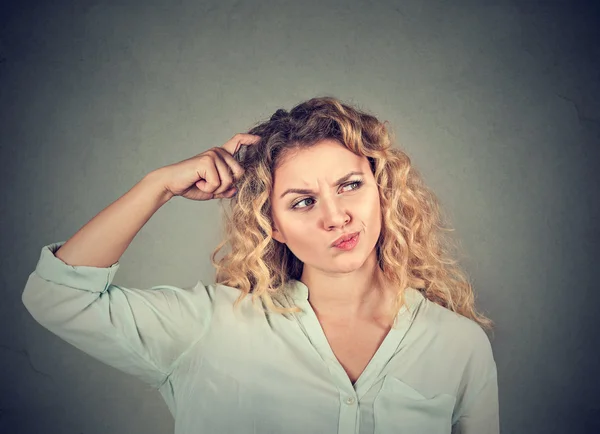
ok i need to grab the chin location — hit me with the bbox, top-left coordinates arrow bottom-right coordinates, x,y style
333,256 -> 368,271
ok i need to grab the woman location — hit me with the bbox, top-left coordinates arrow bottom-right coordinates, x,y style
22,96 -> 498,433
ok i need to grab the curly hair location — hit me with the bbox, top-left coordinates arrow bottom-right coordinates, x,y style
210,95 -> 494,334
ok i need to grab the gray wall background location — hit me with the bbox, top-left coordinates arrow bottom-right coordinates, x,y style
2,0 -> 599,433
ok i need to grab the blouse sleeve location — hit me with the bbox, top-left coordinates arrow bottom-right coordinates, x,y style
451,370 -> 499,433
21,241 -> 214,389
451,325 -> 500,434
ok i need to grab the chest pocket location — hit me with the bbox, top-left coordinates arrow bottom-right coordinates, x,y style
373,376 -> 456,434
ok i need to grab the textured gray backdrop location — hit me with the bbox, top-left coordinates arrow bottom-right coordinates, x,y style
2,0 -> 599,433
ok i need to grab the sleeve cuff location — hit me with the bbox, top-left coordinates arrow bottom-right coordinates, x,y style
34,241 -> 121,293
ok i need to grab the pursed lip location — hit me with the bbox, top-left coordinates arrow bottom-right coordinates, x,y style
331,231 -> 360,247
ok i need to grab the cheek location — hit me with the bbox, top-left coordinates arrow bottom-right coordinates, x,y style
285,225 -> 313,245
357,190 -> 381,218
284,229 -> 322,262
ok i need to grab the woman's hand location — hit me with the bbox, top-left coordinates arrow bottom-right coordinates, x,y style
157,133 -> 261,201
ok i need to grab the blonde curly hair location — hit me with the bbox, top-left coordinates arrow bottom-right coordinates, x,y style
210,95 -> 494,334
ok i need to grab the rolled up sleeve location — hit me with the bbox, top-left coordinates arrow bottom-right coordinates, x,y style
22,241 -> 214,388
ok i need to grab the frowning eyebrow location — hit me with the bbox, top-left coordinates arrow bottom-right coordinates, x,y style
279,171 -> 364,199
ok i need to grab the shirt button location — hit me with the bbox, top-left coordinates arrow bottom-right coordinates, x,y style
345,397 -> 356,405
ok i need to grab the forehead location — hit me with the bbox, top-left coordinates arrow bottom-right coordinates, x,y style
273,139 -> 367,188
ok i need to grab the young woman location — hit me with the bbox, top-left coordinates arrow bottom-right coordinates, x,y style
22,96 -> 498,434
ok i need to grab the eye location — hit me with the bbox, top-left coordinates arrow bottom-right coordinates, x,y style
292,197 -> 315,209
290,180 -> 364,210
343,180 -> 363,192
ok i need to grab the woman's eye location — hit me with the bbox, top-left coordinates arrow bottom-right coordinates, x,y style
291,180 -> 363,210
293,198 -> 315,209
343,181 -> 362,192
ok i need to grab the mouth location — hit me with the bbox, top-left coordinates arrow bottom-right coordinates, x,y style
331,231 -> 360,247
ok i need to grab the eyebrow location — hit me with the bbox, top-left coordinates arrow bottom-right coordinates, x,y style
279,171 -> 364,199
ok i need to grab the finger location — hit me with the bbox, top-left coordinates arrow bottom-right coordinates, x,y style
214,186 -> 237,199
195,155 -> 221,194
210,151 -> 235,195
221,133 -> 261,157
212,147 -> 246,182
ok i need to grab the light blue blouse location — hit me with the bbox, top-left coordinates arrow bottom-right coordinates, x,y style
22,241 -> 499,434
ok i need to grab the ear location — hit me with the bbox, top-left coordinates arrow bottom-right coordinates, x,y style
271,226 -> 285,244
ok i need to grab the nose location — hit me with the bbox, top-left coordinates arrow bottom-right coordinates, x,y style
322,199 -> 351,229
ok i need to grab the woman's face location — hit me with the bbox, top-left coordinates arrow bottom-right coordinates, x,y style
270,139 -> 382,275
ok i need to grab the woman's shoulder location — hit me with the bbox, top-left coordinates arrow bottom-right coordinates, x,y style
199,280 -> 291,319
419,296 -> 493,351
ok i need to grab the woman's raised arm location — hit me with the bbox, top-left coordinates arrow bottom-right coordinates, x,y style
54,169 -> 173,268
